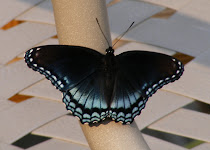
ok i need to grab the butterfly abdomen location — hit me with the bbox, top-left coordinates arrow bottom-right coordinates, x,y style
103,52 -> 117,105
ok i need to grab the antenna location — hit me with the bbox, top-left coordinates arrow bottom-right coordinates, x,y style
96,18 -> 110,47
112,22 -> 135,48
96,18 -> 135,48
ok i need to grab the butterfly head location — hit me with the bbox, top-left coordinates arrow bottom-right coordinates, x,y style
106,47 -> 114,54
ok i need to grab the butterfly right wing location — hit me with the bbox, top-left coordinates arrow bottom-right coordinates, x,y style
110,51 -> 184,124
25,45 -> 109,123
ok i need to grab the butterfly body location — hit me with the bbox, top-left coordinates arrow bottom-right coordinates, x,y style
25,45 -> 184,124
102,47 -> 117,105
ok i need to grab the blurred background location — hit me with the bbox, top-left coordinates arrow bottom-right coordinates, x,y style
0,0 -> 209,149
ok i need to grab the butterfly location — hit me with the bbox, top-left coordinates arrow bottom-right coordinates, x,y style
24,44 -> 184,124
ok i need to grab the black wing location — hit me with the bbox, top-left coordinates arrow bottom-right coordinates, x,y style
110,51 -> 184,124
25,45 -> 109,124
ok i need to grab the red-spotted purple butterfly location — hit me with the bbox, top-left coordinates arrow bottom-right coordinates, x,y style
25,44 -> 184,124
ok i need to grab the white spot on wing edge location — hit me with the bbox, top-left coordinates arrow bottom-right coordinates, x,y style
60,84 -> 64,88
165,77 -> 170,81
176,70 -> 180,74
29,49 -> 33,53
159,80 -> 163,84
52,75 -> 57,81
36,47 -> 41,51
57,80 -> 62,85
172,58 -> 176,62
45,70 -> 51,75
39,67 -> 44,70
152,84 -> 157,88
33,64 -> 37,67
172,75 -> 176,78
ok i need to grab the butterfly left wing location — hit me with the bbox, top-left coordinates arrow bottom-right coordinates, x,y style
25,45 -> 104,92
25,45 -> 109,124
63,68 -> 110,124
110,51 -> 184,124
